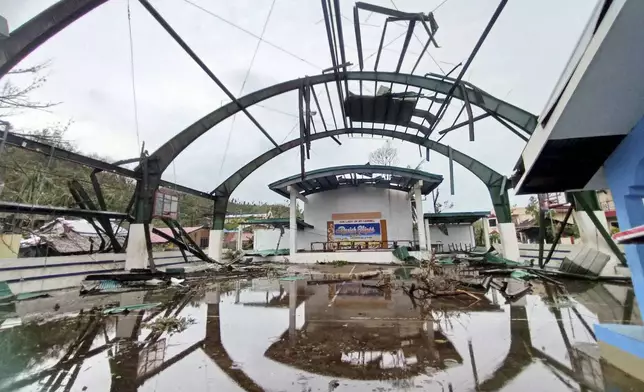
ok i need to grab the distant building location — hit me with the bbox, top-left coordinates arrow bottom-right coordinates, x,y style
150,226 -> 210,249
486,189 -> 619,243
19,218 -> 127,257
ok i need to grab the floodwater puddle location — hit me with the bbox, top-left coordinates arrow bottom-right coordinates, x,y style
0,275 -> 642,391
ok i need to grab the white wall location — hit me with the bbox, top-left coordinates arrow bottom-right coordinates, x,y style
303,187 -> 413,246
254,228 -> 287,251
254,228 -> 327,251
0,250 -> 200,294
299,228 -> 327,251
428,224 -> 474,246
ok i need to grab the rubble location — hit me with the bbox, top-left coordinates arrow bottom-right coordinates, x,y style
143,316 -> 196,335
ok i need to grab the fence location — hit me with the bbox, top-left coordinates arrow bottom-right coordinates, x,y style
310,240 -> 417,252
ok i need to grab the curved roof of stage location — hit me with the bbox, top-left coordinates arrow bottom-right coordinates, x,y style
268,165 -> 443,199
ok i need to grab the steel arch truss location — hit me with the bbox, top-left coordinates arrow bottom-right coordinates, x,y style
0,0 -> 523,227
210,128 -> 512,230
0,0 -> 110,77
149,71 -> 537,173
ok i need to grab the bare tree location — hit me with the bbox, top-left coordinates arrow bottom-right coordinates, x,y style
368,140 -> 399,166
0,62 -> 58,118
432,189 -> 454,213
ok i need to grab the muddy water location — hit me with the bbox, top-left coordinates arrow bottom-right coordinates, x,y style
0,278 -> 642,392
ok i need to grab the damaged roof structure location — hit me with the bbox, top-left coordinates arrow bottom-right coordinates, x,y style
20,218 -> 127,257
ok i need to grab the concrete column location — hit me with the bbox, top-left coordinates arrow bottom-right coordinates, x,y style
414,184 -> 427,251
573,210 -> 618,274
469,225 -> 476,247
116,291 -> 145,338
506,279 -> 527,306
205,284 -> 221,305
289,187 -> 297,256
205,284 -> 221,347
424,218 -> 431,249
288,280 -> 297,341
208,229 -> 223,260
498,222 -> 520,261
482,217 -> 491,250
125,223 -> 148,270
236,225 -> 243,251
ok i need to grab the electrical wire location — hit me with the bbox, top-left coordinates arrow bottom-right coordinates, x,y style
390,0 -> 445,74
255,103 -> 335,130
126,0 -> 142,152
256,103 -> 298,118
432,0 -> 453,13
182,0 -> 321,70
348,29 -> 408,71
238,0 -> 277,97
218,0 -> 277,179
280,119 -> 300,143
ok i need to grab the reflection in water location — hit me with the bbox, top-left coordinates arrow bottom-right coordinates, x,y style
0,279 -> 642,391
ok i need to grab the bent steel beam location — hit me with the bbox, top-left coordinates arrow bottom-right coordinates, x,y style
149,72 -> 537,173
3,131 -> 216,200
210,127 -> 512,229
0,0 -> 110,78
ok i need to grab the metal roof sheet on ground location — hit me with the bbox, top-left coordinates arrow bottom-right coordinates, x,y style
424,211 -> 489,224
243,218 -> 313,229
268,165 -> 443,198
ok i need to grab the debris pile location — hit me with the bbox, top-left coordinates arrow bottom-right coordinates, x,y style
80,263 -> 288,295
143,316 -> 196,335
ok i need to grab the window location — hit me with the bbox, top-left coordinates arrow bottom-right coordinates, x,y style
200,237 -> 209,248
489,218 -> 497,227
153,190 -> 179,219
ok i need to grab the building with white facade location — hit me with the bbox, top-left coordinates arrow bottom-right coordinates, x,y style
424,212 -> 489,252
253,165 -> 443,263
511,0 -> 644,380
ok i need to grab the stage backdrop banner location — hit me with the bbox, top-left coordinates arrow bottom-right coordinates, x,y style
333,219 -> 382,241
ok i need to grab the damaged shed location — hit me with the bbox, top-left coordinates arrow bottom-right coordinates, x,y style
19,218 -> 128,257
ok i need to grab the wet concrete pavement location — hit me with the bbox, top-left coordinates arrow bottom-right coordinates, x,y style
0,277 -> 642,391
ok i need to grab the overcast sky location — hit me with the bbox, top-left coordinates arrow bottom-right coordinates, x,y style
0,0 -> 599,213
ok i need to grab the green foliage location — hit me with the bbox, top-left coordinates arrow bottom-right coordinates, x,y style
473,220 -> 485,246
490,232 -> 501,243
0,127 -> 136,215
525,196 -> 539,220
0,127 -> 294,229
525,195 -> 580,240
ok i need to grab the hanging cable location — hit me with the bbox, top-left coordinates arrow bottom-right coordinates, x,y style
239,0 -> 276,96
218,0 -> 277,179
256,103 -> 298,118
281,119 -> 300,143
182,0 -> 321,70
348,29 -> 407,71
390,0 -> 444,74
432,0 -> 453,13
126,0 -> 141,152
